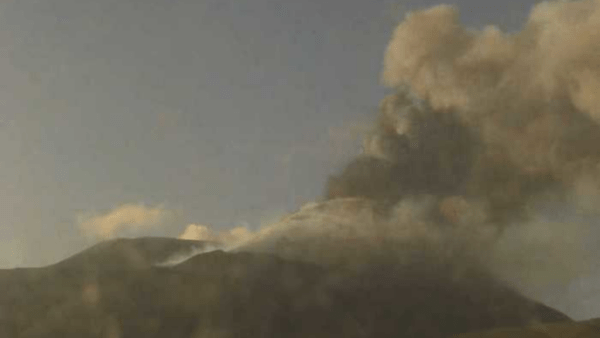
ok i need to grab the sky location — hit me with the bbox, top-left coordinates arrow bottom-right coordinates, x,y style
3,0 -> 599,319
0,0 -> 539,267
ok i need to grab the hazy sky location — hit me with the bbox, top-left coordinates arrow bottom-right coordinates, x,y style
0,0 -> 539,267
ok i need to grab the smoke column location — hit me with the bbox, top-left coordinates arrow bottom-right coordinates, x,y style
330,1 -> 600,228
237,0 -> 600,322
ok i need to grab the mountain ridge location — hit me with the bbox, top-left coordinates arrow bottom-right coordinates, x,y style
0,237 -> 574,338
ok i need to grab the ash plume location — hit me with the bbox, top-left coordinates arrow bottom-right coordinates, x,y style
241,0 -> 600,306
328,0 -> 600,228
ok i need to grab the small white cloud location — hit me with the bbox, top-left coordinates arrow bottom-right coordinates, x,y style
178,224 -> 253,247
79,203 -> 172,239
179,224 -> 214,241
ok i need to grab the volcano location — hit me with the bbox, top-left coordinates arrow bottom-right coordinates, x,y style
0,233 -> 570,338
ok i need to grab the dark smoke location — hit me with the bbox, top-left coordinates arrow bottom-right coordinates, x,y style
327,1 -> 600,229
239,0 -> 600,322
325,88 -> 567,227
326,91 -> 477,213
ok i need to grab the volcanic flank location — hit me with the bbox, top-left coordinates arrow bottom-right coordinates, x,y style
0,236 -> 570,338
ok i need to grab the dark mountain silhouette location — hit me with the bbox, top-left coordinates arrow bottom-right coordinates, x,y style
0,237 -> 573,338
52,237 -> 216,270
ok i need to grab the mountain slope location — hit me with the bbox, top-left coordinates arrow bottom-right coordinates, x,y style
52,237 -> 216,270
0,237 -> 570,338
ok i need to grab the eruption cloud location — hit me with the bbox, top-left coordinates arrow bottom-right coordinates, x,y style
329,0 -> 600,227
240,0 -> 600,301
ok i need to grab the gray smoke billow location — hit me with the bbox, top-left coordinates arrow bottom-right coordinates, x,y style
240,0 -> 600,294
330,0 -> 600,227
